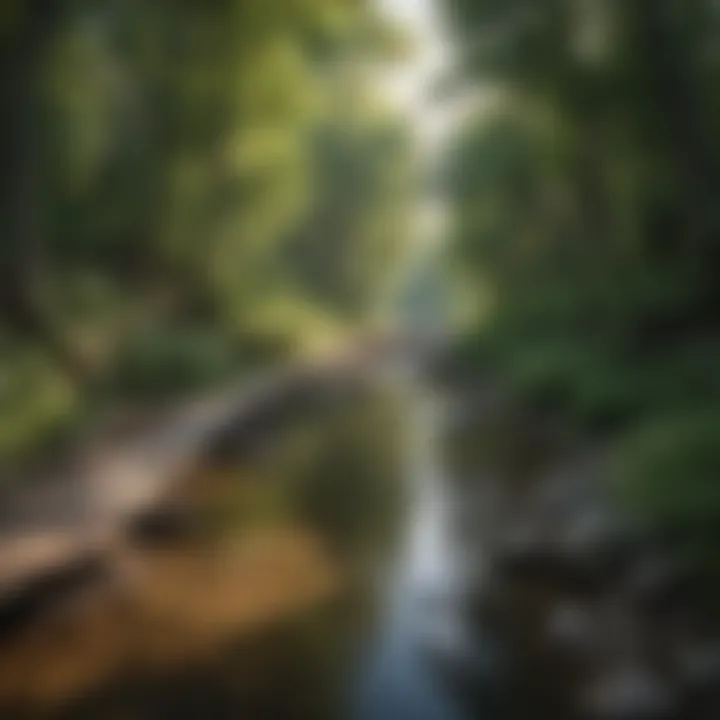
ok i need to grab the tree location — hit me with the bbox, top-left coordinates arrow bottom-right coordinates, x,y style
442,0 -> 720,550
0,0 -> 412,465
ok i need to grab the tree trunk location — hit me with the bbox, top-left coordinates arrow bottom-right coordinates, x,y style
0,1 -> 89,381
635,0 -> 717,254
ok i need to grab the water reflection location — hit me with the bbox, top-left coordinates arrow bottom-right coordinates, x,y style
354,384 -> 495,720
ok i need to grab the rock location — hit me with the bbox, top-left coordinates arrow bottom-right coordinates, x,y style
583,664 -> 678,719
495,528 -> 611,598
493,522 -> 560,583
126,505 -> 201,546
677,640 -> 720,695
625,555 -> 701,617
556,510 -> 642,592
545,602 -> 597,655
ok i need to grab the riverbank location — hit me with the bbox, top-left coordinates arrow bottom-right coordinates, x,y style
445,378 -> 720,720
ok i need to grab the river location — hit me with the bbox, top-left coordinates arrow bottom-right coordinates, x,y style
353,373 -> 506,720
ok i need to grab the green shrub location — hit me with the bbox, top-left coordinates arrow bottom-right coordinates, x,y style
611,411 -> 720,559
0,346 -> 79,468
108,327 -> 246,399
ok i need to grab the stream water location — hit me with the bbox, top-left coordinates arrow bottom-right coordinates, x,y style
354,377 -> 501,720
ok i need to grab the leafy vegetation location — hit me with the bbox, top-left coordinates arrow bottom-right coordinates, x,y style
443,0 -> 720,550
0,0 -> 411,467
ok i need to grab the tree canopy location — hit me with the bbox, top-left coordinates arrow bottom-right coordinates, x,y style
443,0 -> 720,553
0,0 -> 412,466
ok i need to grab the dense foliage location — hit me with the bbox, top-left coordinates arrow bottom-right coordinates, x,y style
443,0 -> 720,551
0,0 -> 410,465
